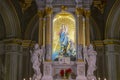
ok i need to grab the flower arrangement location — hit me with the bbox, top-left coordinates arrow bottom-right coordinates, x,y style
60,68 -> 72,79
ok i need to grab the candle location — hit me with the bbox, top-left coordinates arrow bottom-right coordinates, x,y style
23,78 -> 25,80
98,77 -> 100,80
104,78 -> 107,80
29,77 -> 32,80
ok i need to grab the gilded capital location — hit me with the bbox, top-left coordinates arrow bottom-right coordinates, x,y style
84,10 -> 91,17
22,40 -> 36,48
37,10 -> 45,18
45,7 -> 53,15
76,8 -> 83,15
92,40 -> 104,46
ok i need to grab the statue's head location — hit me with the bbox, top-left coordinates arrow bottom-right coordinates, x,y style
89,44 -> 93,50
34,43 -> 39,49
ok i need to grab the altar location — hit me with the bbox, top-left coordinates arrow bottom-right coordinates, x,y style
31,0 -> 97,80
42,60 -> 86,80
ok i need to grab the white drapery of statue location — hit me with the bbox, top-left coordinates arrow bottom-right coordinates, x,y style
30,43 -> 45,80
83,44 -> 97,80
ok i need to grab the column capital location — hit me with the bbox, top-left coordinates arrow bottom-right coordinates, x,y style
3,38 -> 22,45
103,39 -> 120,45
76,8 -> 84,15
37,10 -> 45,18
92,40 -> 104,46
45,7 -> 53,15
22,40 -> 36,48
84,10 -> 91,17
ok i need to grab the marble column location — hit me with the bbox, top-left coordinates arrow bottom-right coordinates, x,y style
0,41 -> 5,80
104,39 -> 120,80
84,10 -> 90,46
4,39 -> 23,80
38,10 -> 44,46
22,40 -> 35,79
76,8 -> 84,60
93,40 -> 105,79
45,7 -> 53,61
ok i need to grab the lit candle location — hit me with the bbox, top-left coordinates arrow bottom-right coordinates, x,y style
29,77 -> 32,80
23,78 -> 25,80
98,77 -> 100,80
104,78 -> 107,80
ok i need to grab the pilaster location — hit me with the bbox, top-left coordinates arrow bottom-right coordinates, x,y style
37,10 -> 45,46
45,7 -> 53,61
22,40 -> 35,79
92,40 -> 105,79
0,41 -> 5,80
103,39 -> 120,80
4,39 -> 23,80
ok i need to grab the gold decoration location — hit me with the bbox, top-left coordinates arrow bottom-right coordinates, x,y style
19,0 -> 32,13
4,39 -> 22,45
77,59 -> 84,62
61,5 -> 67,11
104,39 -> 120,45
45,7 -> 53,15
93,0 -> 106,14
84,10 -> 91,17
76,8 -> 84,15
37,10 -> 45,18
52,11 -> 76,53
22,40 -> 36,48
92,40 -> 104,46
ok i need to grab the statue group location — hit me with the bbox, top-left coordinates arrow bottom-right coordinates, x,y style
30,44 -> 45,80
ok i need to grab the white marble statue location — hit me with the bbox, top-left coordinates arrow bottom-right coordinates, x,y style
84,44 -> 97,80
30,43 -> 44,80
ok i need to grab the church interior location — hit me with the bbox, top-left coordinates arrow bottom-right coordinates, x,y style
0,0 -> 120,80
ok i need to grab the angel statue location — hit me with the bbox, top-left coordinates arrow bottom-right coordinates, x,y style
30,43 -> 44,80
83,44 -> 97,80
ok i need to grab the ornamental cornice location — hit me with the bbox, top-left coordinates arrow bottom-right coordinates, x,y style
22,40 -> 36,48
103,39 -> 120,45
3,39 -> 22,45
92,40 -> 104,46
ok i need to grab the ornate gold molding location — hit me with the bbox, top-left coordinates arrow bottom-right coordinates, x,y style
45,7 -> 53,15
37,10 -> 45,18
84,10 -> 91,17
61,5 -> 67,11
19,0 -> 32,13
22,40 -> 36,48
93,0 -> 106,14
77,59 -> 84,62
76,8 -> 84,15
104,39 -> 120,45
92,40 -> 104,46
4,39 -> 22,45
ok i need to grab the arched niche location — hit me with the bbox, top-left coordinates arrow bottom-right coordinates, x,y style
52,11 -> 76,61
